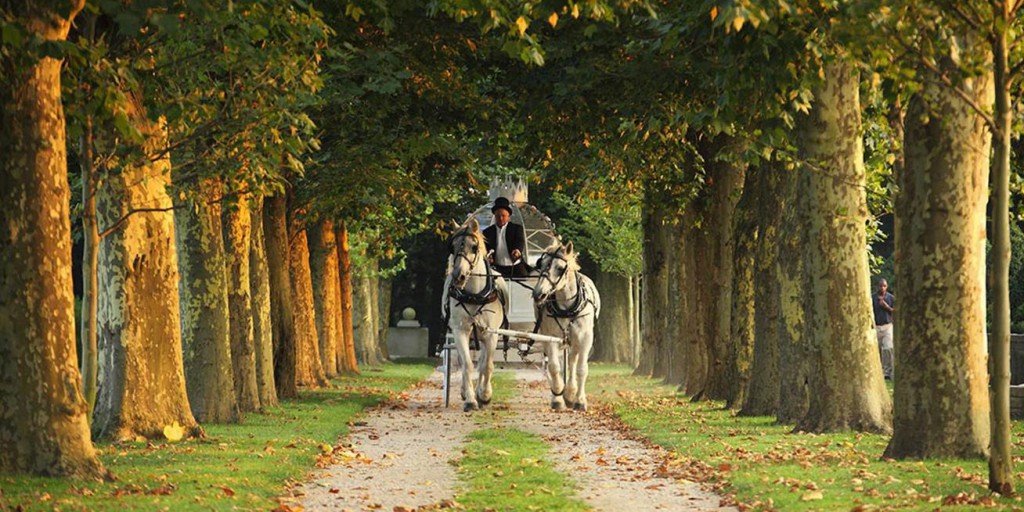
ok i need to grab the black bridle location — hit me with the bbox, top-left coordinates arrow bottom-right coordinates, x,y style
447,232 -> 498,306
535,252 -> 593,320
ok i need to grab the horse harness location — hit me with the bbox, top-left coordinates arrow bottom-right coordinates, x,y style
444,233 -> 504,345
525,253 -> 597,354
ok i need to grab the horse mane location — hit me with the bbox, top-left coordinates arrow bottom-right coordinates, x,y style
543,243 -> 580,272
452,220 -> 485,250
447,220 -> 486,276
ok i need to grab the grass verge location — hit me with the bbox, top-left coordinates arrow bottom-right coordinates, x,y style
456,371 -> 589,511
0,362 -> 433,511
587,364 -> 1024,511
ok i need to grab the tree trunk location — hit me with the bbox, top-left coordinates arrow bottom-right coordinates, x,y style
678,216 -> 704,392
742,163 -> 784,417
703,140 -> 747,402
308,220 -> 341,378
378,278 -> 392,361
635,189 -> 669,377
590,268 -> 633,363
354,260 -> 385,366
264,193 -> 298,399
79,113 -> 99,418
775,163 -> 810,425
794,60 -> 891,434
885,61 -> 993,458
726,164 -> 760,409
289,225 -> 326,387
223,194 -> 260,413
989,24 -> 1014,494
91,100 -> 198,441
174,178 -> 238,424
632,275 -> 641,367
249,196 -> 277,408
627,274 -> 637,366
0,0 -> 103,478
336,222 -> 359,373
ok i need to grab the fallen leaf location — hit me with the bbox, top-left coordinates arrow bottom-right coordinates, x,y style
800,491 -> 823,501
163,421 -> 184,442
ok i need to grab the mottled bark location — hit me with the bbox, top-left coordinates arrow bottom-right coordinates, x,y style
336,222 -> 359,373
223,195 -> 260,413
703,141 -> 746,401
885,61 -> 992,458
353,260 -> 385,366
91,104 -> 197,441
742,165 -> 784,417
264,193 -> 298,399
590,268 -> 633,363
775,164 -> 809,425
174,179 -> 238,424
681,215 -> 709,395
308,220 -> 341,378
289,225 -> 326,387
636,191 -> 669,378
726,164 -> 759,409
0,0 -> 103,478
249,196 -> 277,407
794,60 -> 891,434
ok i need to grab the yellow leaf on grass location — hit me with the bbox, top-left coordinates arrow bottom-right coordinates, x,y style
548,12 -> 558,28
800,491 -> 824,501
163,421 -> 184,442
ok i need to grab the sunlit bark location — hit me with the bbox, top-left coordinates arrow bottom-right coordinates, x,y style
0,0 -> 103,478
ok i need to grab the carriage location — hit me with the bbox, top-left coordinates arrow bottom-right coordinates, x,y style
440,177 -> 566,407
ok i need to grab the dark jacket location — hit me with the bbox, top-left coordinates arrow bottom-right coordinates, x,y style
482,222 -> 530,277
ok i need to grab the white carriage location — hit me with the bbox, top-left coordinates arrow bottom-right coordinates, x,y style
441,177 -> 566,407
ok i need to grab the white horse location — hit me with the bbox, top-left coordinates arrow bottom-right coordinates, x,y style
532,242 -> 601,411
443,218 -> 507,412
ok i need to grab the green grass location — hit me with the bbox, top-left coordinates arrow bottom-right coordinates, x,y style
455,369 -> 590,511
586,365 -> 1024,511
456,426 -> 589,512
0,362 -> 433,511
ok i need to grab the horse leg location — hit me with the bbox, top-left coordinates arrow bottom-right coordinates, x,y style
545,340 -> 566,410
573,329 -> 595,412
476,331 -> 498,406
564,344 -> 579,409
453,328 -> 478,412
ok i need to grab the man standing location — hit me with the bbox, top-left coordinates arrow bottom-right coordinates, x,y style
483,197 -> 530,278
873,278 -> 895,379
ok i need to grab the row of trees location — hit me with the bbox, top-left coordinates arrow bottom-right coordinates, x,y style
0,0 -> 632,480
510,0 -> 1019,494
4,0 -> 1023,496
414,0 -> 1023,495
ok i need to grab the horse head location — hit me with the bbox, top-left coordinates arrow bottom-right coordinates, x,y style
448,217 -> 485,290
532,241 -> 579,303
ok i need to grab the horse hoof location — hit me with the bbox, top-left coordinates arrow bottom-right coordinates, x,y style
573,402 -> 587,412
551,401 -> 564,411
463,402 -> 478,412
477,397 -> 491,407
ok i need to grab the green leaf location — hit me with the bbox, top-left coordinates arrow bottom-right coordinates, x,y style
2,22 -> 23,48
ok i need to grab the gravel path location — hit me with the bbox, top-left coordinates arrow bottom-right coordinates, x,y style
296,365 -> 735,511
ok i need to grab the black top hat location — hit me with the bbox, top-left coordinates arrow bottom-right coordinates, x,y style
491,197 -> 513,215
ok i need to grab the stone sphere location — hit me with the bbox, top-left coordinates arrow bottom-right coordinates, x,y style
401,307 -> 416,321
